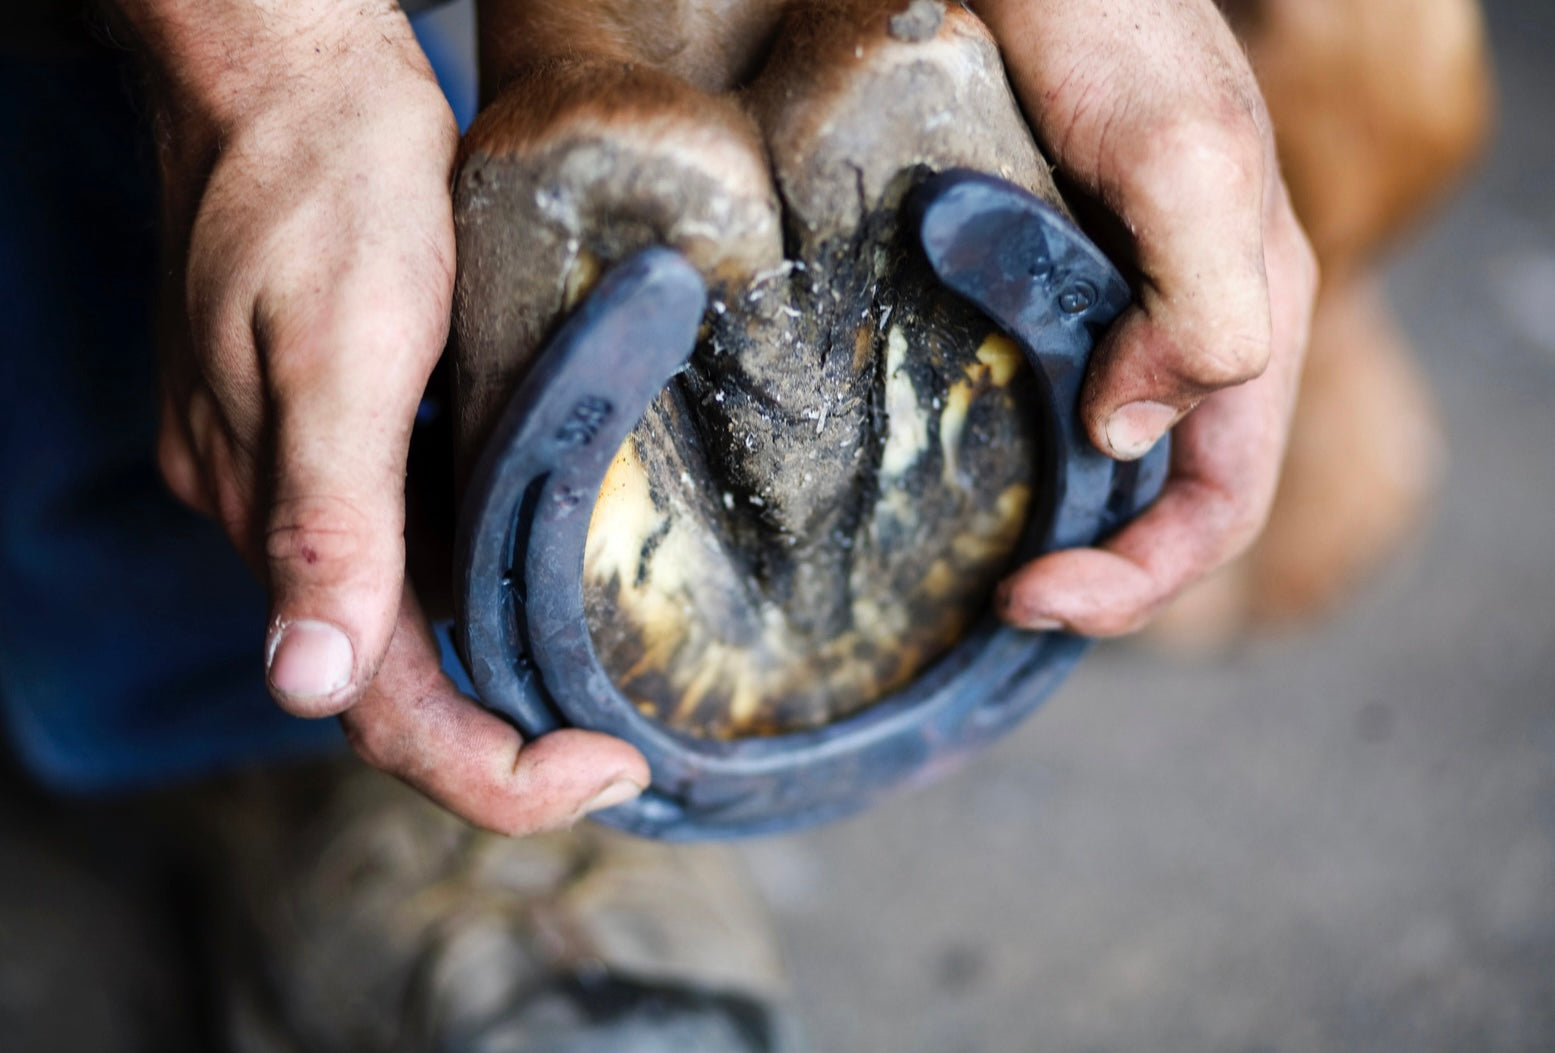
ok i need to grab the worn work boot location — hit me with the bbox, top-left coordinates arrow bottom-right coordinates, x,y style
0,789 -> 199,1053
182,760 -> 794,1052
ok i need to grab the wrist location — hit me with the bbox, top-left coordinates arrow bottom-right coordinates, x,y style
113,0 -> 433,166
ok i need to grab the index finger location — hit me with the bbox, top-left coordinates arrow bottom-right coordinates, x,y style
1077,105 -> 1279,459
977,0 -> 1282,457
998,193 -> 1317,635
339,588 -> 650,836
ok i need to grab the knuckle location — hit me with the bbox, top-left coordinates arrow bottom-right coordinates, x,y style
1193,333 -> 1272,389
1209,490 -> 1272,566
1226,499 -> 1272,556
260,320 -> 444,436
265,495 -> 381,578
342,711 -> 400,773
1131,104 -> 1268,214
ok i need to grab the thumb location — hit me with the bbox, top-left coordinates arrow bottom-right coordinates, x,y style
261,334 -> 429,718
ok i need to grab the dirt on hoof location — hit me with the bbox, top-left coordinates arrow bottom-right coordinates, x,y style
453,2 -> 1066,738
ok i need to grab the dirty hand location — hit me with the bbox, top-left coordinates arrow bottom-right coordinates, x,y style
975,0 -> 1319,634
120,0 -> 647,831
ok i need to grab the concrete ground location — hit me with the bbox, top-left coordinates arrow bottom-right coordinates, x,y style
750,2 -> 1555,1049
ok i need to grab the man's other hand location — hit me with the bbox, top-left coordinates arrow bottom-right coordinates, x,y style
975,0 -> 1320,635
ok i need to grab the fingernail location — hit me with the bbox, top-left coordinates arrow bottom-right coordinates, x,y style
267,619 -> 354,701
1004,604 -> 1064,632
1105,400 -> 1177,460
996,584 -> 1064,632
580,778 -> 644,817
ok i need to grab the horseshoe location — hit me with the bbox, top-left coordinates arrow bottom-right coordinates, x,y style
455,170 -> 1168,840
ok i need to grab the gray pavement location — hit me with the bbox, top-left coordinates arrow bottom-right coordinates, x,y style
750,3 -> 1555,1049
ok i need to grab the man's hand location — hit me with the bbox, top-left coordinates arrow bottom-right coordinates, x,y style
120,0 -> 647,831
975,0 -> 1320,634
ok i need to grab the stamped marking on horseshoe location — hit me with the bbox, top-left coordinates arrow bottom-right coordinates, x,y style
555,396 -> 613,448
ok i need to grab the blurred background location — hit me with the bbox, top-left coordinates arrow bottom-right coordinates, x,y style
3,1 -> 1551,1050
749,1 -> 1555,1047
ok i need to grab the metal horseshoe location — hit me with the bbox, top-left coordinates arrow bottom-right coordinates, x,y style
455,170 -> 1169,840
